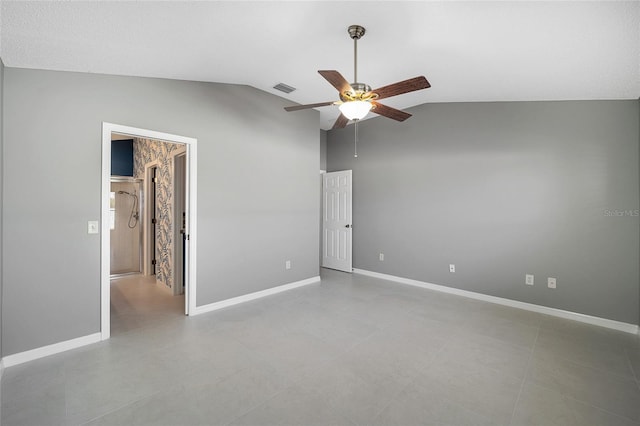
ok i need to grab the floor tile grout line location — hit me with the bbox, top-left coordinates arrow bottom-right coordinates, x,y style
75,389 -> 165,426
624,346 -> 640,391
508,324 -> 540,426
365,338 -> 453,425
535,345 -> 639,383
221,354 -> 346,426
533,323 -> 640,381
561,386 -> 640,424
390,337 -> 499,425
364,378 -> 412,425
221,380 -> 288,426
515,340 -> 640,424
218,298 -> 362,424
524,376 -> 640,424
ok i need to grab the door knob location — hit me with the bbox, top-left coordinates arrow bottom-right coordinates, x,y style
345,224 -> 351,228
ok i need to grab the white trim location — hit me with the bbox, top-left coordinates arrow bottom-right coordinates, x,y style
191,276 -> 321,316
185,142 -> 198,316
172,150 -> 187,297
101,125 -> 112,340
353,269 -> 639,335
102,123 -> 198,340
2,333 -> 102,368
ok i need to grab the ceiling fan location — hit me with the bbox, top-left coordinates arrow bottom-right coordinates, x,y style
284,25 -> 431,129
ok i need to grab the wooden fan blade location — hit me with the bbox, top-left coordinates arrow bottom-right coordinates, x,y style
372,76 -> 431,100
284,101 -> 335,112
332,114 -> 349,129
371,102 -> 412,122
318,70 -> 352,94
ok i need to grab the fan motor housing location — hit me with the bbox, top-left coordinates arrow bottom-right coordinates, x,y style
340,83 -> 378,102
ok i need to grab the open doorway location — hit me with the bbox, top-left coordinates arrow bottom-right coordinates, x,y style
101,123 -> 198,341
109,137 -> 186,334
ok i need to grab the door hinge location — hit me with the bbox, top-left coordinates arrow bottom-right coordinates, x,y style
151,259 -> 157,265
151,218 -> 157,224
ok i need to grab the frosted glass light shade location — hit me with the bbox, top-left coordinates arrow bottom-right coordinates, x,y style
339,101 -> 372,120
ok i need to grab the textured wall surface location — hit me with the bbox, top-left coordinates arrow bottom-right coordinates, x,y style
2,68 -> 319,355
328,100 -> 640,324
133,137 -> 181,289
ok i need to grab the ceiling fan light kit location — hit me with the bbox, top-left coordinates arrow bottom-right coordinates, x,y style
339,100 -> 372,120
284,24 -> 431,130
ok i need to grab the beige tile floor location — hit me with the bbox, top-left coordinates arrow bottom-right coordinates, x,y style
2,269 -> 640,425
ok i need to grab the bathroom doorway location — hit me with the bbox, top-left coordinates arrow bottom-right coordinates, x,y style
101,123 -> 198,340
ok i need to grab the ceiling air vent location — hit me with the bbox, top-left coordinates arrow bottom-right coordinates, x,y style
273,83 -> 296,94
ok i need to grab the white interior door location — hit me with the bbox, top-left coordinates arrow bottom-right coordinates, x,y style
173,152 -> 186,296
322,170 -> 353,272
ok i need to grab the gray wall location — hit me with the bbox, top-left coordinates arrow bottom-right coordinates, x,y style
327,100 -> 640,325
2,68 -> 319,356
320,130 -> 327,171
319,130 -> 327,264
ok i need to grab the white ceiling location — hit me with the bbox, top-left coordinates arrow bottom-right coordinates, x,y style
1,1 -> 639,130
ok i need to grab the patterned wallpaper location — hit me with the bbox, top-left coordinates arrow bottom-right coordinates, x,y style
133,138 -> 181,289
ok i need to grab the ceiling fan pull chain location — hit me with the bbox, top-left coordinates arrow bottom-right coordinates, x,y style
354,120 -> 358,158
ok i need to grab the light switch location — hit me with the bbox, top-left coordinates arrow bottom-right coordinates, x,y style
88,221 -> 99,234
526,274 -> 534,286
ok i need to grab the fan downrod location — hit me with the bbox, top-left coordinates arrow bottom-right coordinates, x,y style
347,25 -> 365,40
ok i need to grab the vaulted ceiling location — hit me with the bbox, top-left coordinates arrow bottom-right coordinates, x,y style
1,1 -> 638,130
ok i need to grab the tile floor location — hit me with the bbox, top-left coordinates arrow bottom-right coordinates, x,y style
2,269 -> 640,425
109,274 -> 185,335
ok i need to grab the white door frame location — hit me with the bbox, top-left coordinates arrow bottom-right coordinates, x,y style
101,123 -> 198,340
171,148 -> 187,296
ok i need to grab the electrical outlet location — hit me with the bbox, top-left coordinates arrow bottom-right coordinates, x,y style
87,220 -> 99,234
379,253 -> 384,261
525,274 -> 534,286
285,260 -> 291,270
449,264 -> 455,273
548,277 -> 556,289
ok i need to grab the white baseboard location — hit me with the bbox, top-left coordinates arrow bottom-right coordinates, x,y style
353,269 -> 639,335
2,332 -> 102,368
191,276 -> 321,316
2,277 -> 320,368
